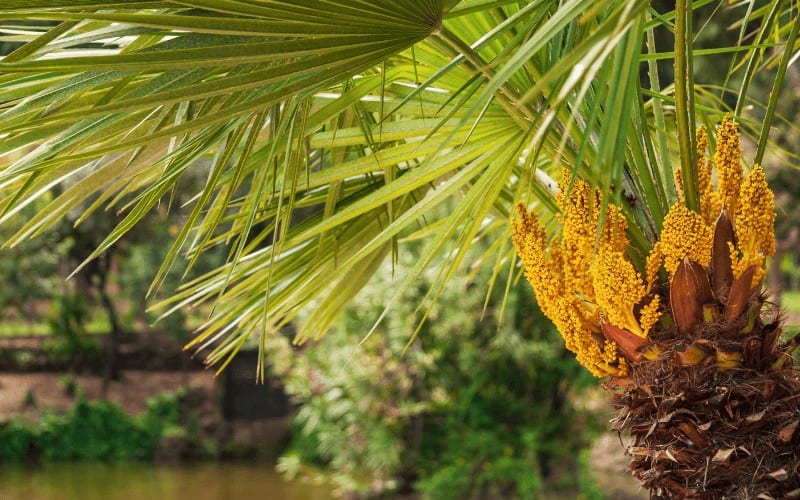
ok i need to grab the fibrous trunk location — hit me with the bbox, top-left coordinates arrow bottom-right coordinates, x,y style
609,264 -> 800,498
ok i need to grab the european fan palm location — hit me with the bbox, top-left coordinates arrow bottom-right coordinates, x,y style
0,1 -> 798,496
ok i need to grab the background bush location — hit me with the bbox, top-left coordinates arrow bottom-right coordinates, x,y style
275,247 -> 603,498
0,392 -> 182,463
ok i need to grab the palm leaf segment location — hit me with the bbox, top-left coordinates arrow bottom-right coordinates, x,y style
0,1 -> 655,373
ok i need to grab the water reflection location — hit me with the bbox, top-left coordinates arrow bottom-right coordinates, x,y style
0,462 -> 332,500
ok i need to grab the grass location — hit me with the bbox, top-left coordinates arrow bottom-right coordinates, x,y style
781,290 -> 800,315
0,309 -> 111,338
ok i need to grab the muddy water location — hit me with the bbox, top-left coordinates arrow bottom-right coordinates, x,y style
0,462 -> 333,500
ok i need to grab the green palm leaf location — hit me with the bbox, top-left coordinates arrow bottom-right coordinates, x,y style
0,1 -> 796,373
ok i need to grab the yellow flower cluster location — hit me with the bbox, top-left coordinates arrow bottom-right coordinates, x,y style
659,116 -> 775,286
654,204 -> 713,279
512,203 -> 621,377
511,115 -> 779,379
732,165 -> 775,282
593,246 -> 648,338
713,116 -> 743,217
695,126 -> 718,226
512,174 -> 660,377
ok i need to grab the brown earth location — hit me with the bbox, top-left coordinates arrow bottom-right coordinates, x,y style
0,330 -> 213,420
0,370 -> 215,422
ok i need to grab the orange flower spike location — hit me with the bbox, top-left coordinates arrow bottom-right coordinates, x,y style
593,245 -> 649,338
713,115 -> 743,217
645,244 -> 663,292
638,296 -> 662,337
733,165 -> 775,283
557,173 -> 598,301
512,201 -> 628,377
695,125 -> 717,225
658,204 -> 713,279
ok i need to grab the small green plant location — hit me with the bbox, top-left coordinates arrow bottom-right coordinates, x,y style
58,374 -> 80,398
42,293 -> 99,363
12,350 -> 35,370
22,390 -> 37,409
37,400 -> 158,461
0,420 -> 37,461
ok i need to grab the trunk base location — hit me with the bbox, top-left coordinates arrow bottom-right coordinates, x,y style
608,312 -> 800,498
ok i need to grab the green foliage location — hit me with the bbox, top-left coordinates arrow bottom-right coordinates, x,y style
142,390 -> 183,429
783,290 -> 800,314
42,293 -> 99,362
118,228 -> 187,335
276,247 -> 600,497
0,392 -> 183,463
116,210 -> 226,339
58,374 -> 80,398
415,430 -> 544,499
0,200 -> 67,320
0,420 -> 37,461
37,400 -> 159,461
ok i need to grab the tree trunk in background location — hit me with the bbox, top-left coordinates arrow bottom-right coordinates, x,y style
97,255 -> 122,398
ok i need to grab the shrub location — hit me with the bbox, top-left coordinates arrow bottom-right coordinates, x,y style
0,420 -> 37,461
277,248 -> 602,497
0,392 -> 184,463
42,293 -> 99,363
37,400 -> 160,461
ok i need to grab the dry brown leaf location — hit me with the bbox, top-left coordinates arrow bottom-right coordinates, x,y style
744,409 -> 766,423
711,208 -> 735,299
777,420 -> 798,443
712,447 -> 735,462
601,322 -> 647,362
725,265 -> 755,321
678,422 -> 709,448
765,468 -> 789,481
671,258 -> 713,334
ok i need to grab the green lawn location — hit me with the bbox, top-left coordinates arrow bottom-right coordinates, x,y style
0,311 -> 111,338
782,290 -> 800,315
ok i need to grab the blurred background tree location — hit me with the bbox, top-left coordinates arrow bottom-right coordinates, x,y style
273,239 -> 600,498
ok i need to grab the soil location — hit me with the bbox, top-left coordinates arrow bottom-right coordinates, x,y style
0,330 -> 213,420
0,370 -> 215,422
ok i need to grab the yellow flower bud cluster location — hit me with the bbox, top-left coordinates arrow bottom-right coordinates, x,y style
695,126 -> 717,225
663,115 -> 775,286
732,165 -> 775,283
511,116 -> 778,378
512,174 -> 660,378
713,116 -> 743,217
654,204 -> 713,279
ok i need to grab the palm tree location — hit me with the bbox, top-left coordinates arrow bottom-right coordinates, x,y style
0,1 -> 798,496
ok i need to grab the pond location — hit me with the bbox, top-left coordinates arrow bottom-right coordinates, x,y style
0,462 -> 333,500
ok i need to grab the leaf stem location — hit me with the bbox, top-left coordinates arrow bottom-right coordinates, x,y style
646,11 -> 674,206
674,0 -> 698,212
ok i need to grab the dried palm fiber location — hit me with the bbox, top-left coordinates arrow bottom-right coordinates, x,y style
512,116 -> 799,498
